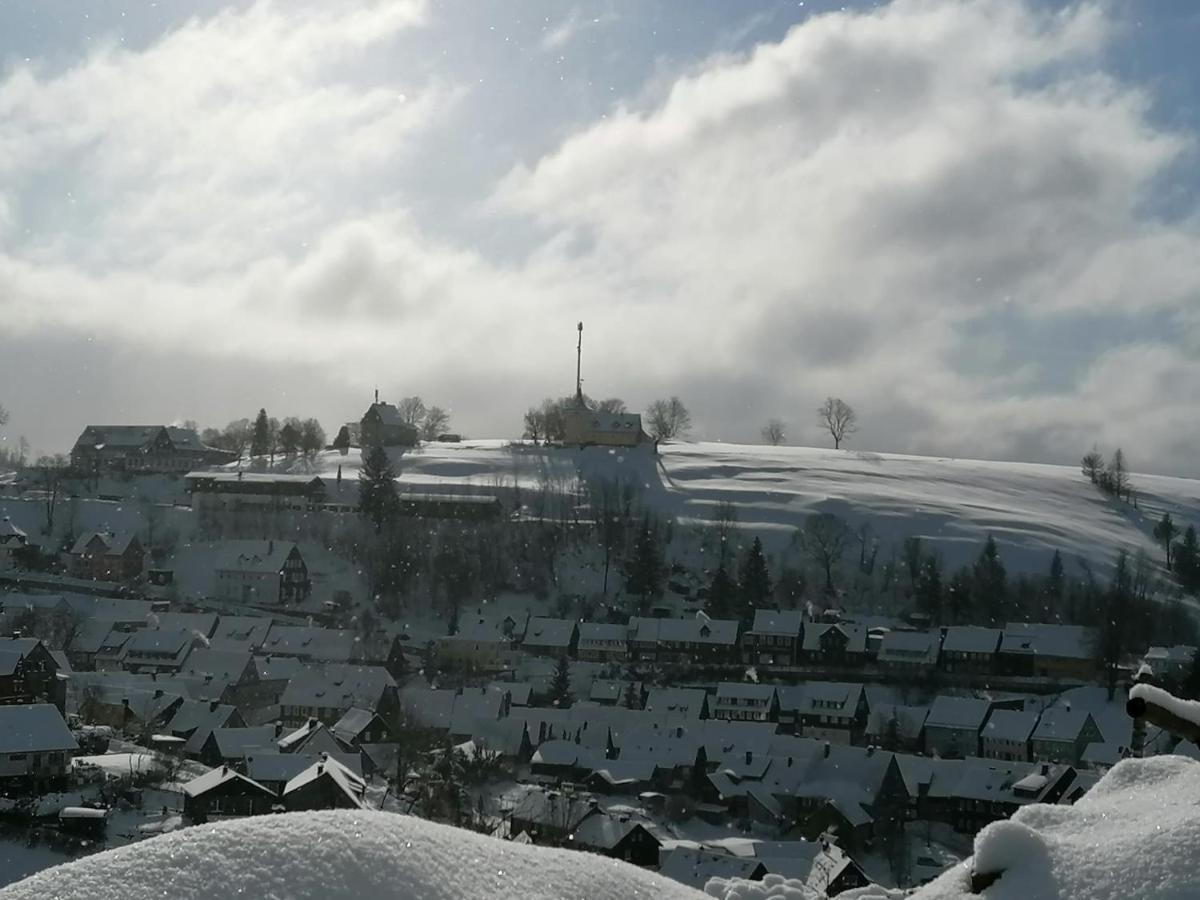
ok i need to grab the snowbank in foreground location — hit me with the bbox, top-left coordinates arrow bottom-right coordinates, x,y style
0,810 -> 704,900
909,755 -> 1200,900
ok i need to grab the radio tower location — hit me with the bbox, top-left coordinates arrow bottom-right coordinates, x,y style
575,321 -> 585,407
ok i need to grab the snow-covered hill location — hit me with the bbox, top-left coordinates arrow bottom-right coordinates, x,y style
314,440 -> 1200,575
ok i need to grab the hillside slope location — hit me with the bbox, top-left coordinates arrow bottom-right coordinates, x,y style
314,440 -> 1200,575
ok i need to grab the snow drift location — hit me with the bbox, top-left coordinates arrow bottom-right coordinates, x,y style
0,809 -> 703,900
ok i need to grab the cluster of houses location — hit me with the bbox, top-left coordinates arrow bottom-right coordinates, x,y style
436,610 -> 1099,682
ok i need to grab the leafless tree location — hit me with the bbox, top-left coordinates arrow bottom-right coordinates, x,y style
300,418 -> 326,456
0,403 -> 8,427
817,397 -> 857,449
796,512 -> 850,593
397,396 -> 428,428
421,406 -> 451,441
761,419 -> 786,445
523,407 -> 544,444
35,454 -> 70,537
594,398 -> 627,414
712,500 -> 739,566
646,396 -> 691,441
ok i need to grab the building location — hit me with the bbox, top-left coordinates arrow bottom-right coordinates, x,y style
0,703 -> 78,793
213,541 -> 310,607
940,626 -> 1002,674
781,682 -> 868,743
569,815 -> 663,866
998,624 -> 1096,680
68,532 -> 145,582
521,617 -> 578,658
1143,645 -> 1197,685
0,637 -> 65,711
713,683 -> 779,723
627,616 -> 740,665
260,626 -> 361,664
923,697 -> 992,758
643,687 -> 710,720
360,399 -> 418,448
434,614 -> 525,671
278,664 -> 398,728
71,425 -> 236,474
1030,708 -> 1104,765
186,471 -> 329,514
116,629 -> 199,675
561,406 -> 653,448
742,610 -> 804,666
980,708 -> 1038,762
182,766 -> 278,823
876,630 -> 941,674
577,623 -> 629,663
799,622 -> 867,667
0,517 -> 31,569
865,703 -> 928,753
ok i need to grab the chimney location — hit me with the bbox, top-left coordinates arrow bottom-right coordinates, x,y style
154,689 -> 164,699
308,717 -> 319,728
744,750 -> 753,765
268,539 -> 274,555
823,741 -> 831,758
10,630 -> 20,640
274,722 -> 284,738
210,700 -> 220,712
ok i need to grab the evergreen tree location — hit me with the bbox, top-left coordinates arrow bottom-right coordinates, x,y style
332,425 -> 351,453
250,408 -> 270,457
358,444 -> 399,533
1048,550 -> 1065,601
623,679 -> 639,709
1100,550 -> 1132,701
973,535 -> 1008,625
1153,513 -> 1179,568
1108,448 -> 1130,500
550,654 -> 572,708
625,517 -> 664,614
1175,526 -> 1200,594
707,560 -> 736,620
737,537 -> 772,623
947,569 -> 972,625
915,554 -> 943,623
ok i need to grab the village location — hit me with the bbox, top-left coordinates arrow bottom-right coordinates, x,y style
1,380 -> 1199,894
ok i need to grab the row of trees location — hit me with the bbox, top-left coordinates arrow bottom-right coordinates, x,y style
522,395 -> 692,443
759,397 -> 860,449
202,411 -> 326,460
1153,513 -> 1200,594
1081,446 -> 1133,501
393,396 -> 452,442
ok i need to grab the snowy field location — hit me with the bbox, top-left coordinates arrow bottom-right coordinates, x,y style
312,440 -> 1200,575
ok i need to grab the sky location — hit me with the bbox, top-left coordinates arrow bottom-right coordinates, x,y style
1,0 -> 1198,475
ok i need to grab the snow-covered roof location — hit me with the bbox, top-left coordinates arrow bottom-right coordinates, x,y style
280,665 -> 394,714
0,703 -> 78,754
571,813 -> 652,850
1000,623 -> 1093,660
1031,707 -> 1096,743
0,808 -> 701,899
866,703 -> 929,740
982,709 -> 1039,743
658,847 -> 765,888
643,687 -> 708,718
282,755 -> 366,807
942,625 -> 1003,655
261,626 -> 360,663
215,541 -> 301,574
577,622 -> 628,646
211,725 -> 277,759
181,765 -> 274,799
926,696 -> 991,731
182,649 -> 254,682
778,681 -> 863,719
244,751 -> 363,785
629,616 -> 739,645
747,609 -> 805,637
522,617 -> 577,649
330,707 -> 379,742
877,629 -> 941,663
800,622 -> 867,653
212,615 -> 273,647
715,682 -> 777,703
0,516 -> 27,542
70,530 -> 139,557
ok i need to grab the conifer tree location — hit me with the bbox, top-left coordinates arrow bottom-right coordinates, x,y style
1154,513 -> 1179,568
250,408 -> 270,457
915,555 -> 943,623
626,517 -> 664,614
738,537 -> 772,622
1175,526 -> 1200,594
973,535 -> 1008,625
707,560 -> 736,620
358,444 -> 399,533
550,654 -> 572,708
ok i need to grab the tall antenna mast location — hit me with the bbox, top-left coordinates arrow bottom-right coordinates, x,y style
575,321 -> 584,405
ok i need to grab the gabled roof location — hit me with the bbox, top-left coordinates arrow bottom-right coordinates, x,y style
283,756 -> 366,807
942,625 -> 1002,655
925,696 -> 991,731
182,649 -> 254,683
211,725 -> 277,759
182,765 -> 275,799
577,622 -> 628,645
801,622 -> 867,653
70,531 -> 140,557
629,616 -> 739,645
215,541 -> 301,575
747,609 -> 805,637
330,707 -> 379,742
261,626 -> 359,662
522,617 -> 577,649
279,664 -> 395,712
244,751 -> 363,784
658,848 -> 766,888
212,616 -> 273,647
866,704 -> 929,741
0,704 -> 77,754
877,629 -> 941,664
0,516 -> 27,542
715,682 -> 777,702
487,681 -> 533,706
152,612 -> 220,637
643,687 -> 708,719
982,708 -> 1039,743
778,681 -> 864,719
1032,707 -> 1097,742
1000,623 -> 1093,660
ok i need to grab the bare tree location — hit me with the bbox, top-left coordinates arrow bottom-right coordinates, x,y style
523,407 -> 544,445
817,397 -> 857,449
421,407 -> 450,441
35,454 -> 70,536
797,512 -> 850,594
397,396 -> 427,428
761,419 -> 786,446
594,398 -> 627,414
0,403 -> 8,428
646,396 -> 691,441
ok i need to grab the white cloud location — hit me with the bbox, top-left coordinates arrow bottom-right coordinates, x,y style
2,0 -> 1199,474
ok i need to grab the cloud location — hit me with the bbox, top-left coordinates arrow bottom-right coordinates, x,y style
540,8 -> 617,53
2,0 -> 1199,475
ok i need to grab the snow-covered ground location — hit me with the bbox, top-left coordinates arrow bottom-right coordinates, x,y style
310,440 -> 1200,574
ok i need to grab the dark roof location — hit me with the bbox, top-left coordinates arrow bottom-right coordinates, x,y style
0,704 -> 78,754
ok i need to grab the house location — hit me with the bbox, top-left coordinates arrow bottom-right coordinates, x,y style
569,814 -> 663,866
713,683 -> 779,723
577,623 -> 629,663
0,517 -> 31,569
561,404 -> 653,449
435,614 -> 525,671
799,622 -> 867,667
182,765 -> 277,823
742,610 -> 805,667
980,709 -> 1038,762
1143,645 -> 1197,685
1030,708 -> 1104,765
998,623 -> 1096,680
923,697 -> 992,758
69,532 -> 144,582
781,682 -> 867,744
199,725 -> 279,767
243,751 -> 364,794
162,698 -> 246,757
507,787 -> 603,844
213,542 -> 311,607
260,626 -> 360,663
940,626 -> 1002,674
360,398 -> 418,448
71,425 -> 237,474
0,637 -> 65,711
282,754 -> 367,810
278,664 -> 398,727
211,616 -> 273,649
0,703 -> 78,792
588,680 -> 642,707
876,630 -> 941,673
185,471 -> 328,515
696,839 -> 869,897
643,687 -> 709,720
521,617 -> 578,658
330,707 -> 394,746
116,629 -> 199,675
277,719 -> 345,756
627,616 -> 740,665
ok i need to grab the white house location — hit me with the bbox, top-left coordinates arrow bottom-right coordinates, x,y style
0,517 -> 30,569
213,541 -> 310,607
